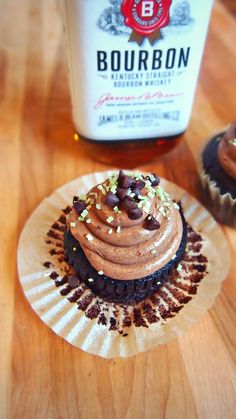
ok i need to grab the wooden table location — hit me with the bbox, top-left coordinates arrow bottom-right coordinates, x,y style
1,1 -> 235,418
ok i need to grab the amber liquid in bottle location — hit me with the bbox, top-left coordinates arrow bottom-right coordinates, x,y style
79,133 -> 183,167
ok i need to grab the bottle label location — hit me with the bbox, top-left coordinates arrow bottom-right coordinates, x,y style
63,0 -> 213,141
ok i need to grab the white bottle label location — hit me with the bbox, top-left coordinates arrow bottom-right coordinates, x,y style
61,0 -> 213,141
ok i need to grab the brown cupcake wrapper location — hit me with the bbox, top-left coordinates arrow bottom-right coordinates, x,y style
199,153 -> 236,228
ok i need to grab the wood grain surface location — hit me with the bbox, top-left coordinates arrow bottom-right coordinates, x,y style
0,1 -> 235,418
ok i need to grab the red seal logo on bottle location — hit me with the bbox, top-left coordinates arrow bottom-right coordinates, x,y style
121,0 -> 172,44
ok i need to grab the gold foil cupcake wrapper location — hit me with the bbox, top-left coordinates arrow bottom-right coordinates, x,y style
17,171 -> 231,358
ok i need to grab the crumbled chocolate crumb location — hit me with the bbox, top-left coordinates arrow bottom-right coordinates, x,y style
109,317 -> 117,330
50,271 -> 59,280
68,288 -> 84,303
62,206 -> 71,214
58,215 -> 66,225
133,308 -> 148,328
60,286 -> 71,296
55,276 -> 68,287
86,303 -> 101,319
43,261 -> 53,268
98,313 -> 108,326
49,249 -> 57,256
51,222 -> 65,232
192,264 -> 207,273
47,230 -> 61,240
77,294 -> 93,311
188,232 -> 202,243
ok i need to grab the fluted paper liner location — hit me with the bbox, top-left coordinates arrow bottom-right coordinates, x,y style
17,171 -> 231,358
199,132 -> 236,227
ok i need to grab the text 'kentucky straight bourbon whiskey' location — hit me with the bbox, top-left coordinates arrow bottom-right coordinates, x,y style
61,0 -> 213,166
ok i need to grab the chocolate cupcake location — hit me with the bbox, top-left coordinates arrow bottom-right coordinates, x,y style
64,171 -> 187,303
200,123 -> 236,227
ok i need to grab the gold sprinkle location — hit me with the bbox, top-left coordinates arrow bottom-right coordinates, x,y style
106,216 -> 114,224
70,222 -> 76,228
134,173 -> 143,180
110,185 -> 117,194
97,185 -> 106,195
229,138 -> 236,146
86,234 -> 93,241
96,204 -> 101,210
74,133 -> 79,141
88,277 -> 94,283
80,209 -> 88,218
98,271 -> 104,275
177,263 -> 182,272
173,202 -> 180,210
72,247 -> 77,251
150,249 -> 157,255
117,226 -> 121,234
86,218 -> 91,224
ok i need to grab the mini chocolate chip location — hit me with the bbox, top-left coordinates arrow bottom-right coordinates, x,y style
73,200 -> 86,215
116,187 -> 128,200
68,275 -> 79,289
105,191 -> 120,208
118,173 -> 135,189
119,196 -> 137,211
117,170 -> 126,187
128,208 -> 143,220
134,180 -> 145,190
50,271 -> 59,280
150,174 -> 160,187
125,176 -> 136,189
145,214 -> 161,230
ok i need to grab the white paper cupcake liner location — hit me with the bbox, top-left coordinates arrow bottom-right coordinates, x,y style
17,171 -> 231,358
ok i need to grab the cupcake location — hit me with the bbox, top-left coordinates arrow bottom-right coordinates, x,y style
64,171 -> 187,303
200,123 -> 236,227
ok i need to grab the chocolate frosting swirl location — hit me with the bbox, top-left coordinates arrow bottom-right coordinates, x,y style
67,176 -> 183,281
218,123 -> 236,180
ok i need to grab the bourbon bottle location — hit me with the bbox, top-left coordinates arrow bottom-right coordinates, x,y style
61,0 -> 213,166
